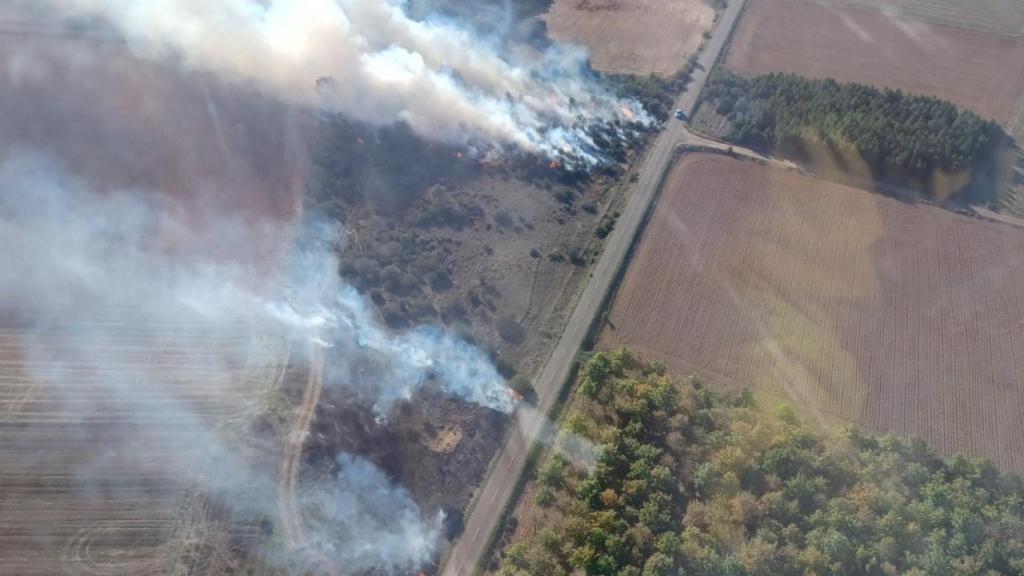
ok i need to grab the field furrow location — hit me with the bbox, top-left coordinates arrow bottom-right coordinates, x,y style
603,153 -> 1024,472
725,0 -> 1024,125
0,307 -> 286,574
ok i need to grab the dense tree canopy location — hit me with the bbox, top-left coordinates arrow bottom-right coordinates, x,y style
496,351 -> 1024,576
699,72 -> 1006,197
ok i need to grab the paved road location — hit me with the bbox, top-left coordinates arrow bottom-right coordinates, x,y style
440,2 -> 747,575
680,0 -> 746,117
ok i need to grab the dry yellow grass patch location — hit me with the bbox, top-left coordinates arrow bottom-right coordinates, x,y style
543,0 -> 714,77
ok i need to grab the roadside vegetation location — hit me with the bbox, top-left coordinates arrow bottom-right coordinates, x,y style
607,56 -> 698,121
697,71 -> 1007,201
494,350 -> 1024,576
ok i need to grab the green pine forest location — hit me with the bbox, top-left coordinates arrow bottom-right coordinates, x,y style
697,72 -> 1007,200
493,351 -> 1024,576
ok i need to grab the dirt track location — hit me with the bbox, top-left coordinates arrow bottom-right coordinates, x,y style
604,153 -> 1024,473
278,344 -> 323,552
725,0 -> 1024,124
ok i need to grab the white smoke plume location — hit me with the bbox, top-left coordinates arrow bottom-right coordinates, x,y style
303,452 -> 442,572
285,221 -> 515,416
37,0 -> 649,166
0,150 -> 513,414
0,150 -> 509,571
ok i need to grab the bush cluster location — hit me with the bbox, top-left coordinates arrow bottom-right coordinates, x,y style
498,351 -> 1024,576
700,72 -> 1006,198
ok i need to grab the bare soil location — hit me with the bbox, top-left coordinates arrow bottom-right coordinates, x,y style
602,153 -> 1024,473
725,0 -> 1024,124
0,22 -> 306,576
0,311 -> 290,575
543,0 -> 714,77
802,0 -> 1024,37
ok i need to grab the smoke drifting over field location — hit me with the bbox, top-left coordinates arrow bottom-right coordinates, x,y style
0,150 -> 512,409
0,1 -> 649,571
306,453 -> 442,572
40,0 -> 649,166
0,150 -> 509,570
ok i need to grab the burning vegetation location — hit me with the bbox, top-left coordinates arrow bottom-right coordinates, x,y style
0,1 -> 656,575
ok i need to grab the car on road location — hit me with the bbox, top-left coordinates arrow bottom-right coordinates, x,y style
674,108 -> 686,120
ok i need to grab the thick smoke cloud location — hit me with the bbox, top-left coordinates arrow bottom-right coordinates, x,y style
0,150 -> 509,571
39,0 -> 649,165
286,222 -> 514,416
0,150 -> 512,413
303,452 -> 442,572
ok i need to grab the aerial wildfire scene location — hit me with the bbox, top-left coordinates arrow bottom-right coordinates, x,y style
4,0 -> 1024,575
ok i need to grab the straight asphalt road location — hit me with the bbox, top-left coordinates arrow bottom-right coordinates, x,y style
440,1 -> 748,575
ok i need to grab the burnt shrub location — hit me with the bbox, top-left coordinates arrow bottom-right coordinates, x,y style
496,315 -> 526,345
494,210 -> 515,228
429,269 -> 453,291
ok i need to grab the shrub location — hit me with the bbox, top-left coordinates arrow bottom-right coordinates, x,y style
497,315 -> 527,344
509,374 -> 534,397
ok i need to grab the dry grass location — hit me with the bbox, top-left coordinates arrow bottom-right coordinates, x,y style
543,0 -> 714,77
725,0 -> 1024,125
603,153 -> 1024,473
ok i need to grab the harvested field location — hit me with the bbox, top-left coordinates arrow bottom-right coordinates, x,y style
542,0 -> 714,76
0,20 -> 307,574
804,0 -> 1024,37
602,153 -> 1024,473
0,307 -> 289,575
724,0 -> 1024,124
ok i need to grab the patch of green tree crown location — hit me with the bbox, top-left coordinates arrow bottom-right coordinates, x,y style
699,71 -> 1006,195
497,349 -> 1024,576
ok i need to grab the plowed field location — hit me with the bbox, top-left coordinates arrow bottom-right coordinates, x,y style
603,154 -> 1024,472
0,20 -> 303,573
0,307 -> 288,575
724,0 -> 1024,124
543,0 -> 714,77
804,0 -> 1024,37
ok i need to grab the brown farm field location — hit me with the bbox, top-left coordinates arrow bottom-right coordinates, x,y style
0,26 -> 308,575
724,0 -> 1024,125
602,153 -> 1024,473
0,308 -> 291,575
804,0 -> 1024,37
542,0 -> 714,77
